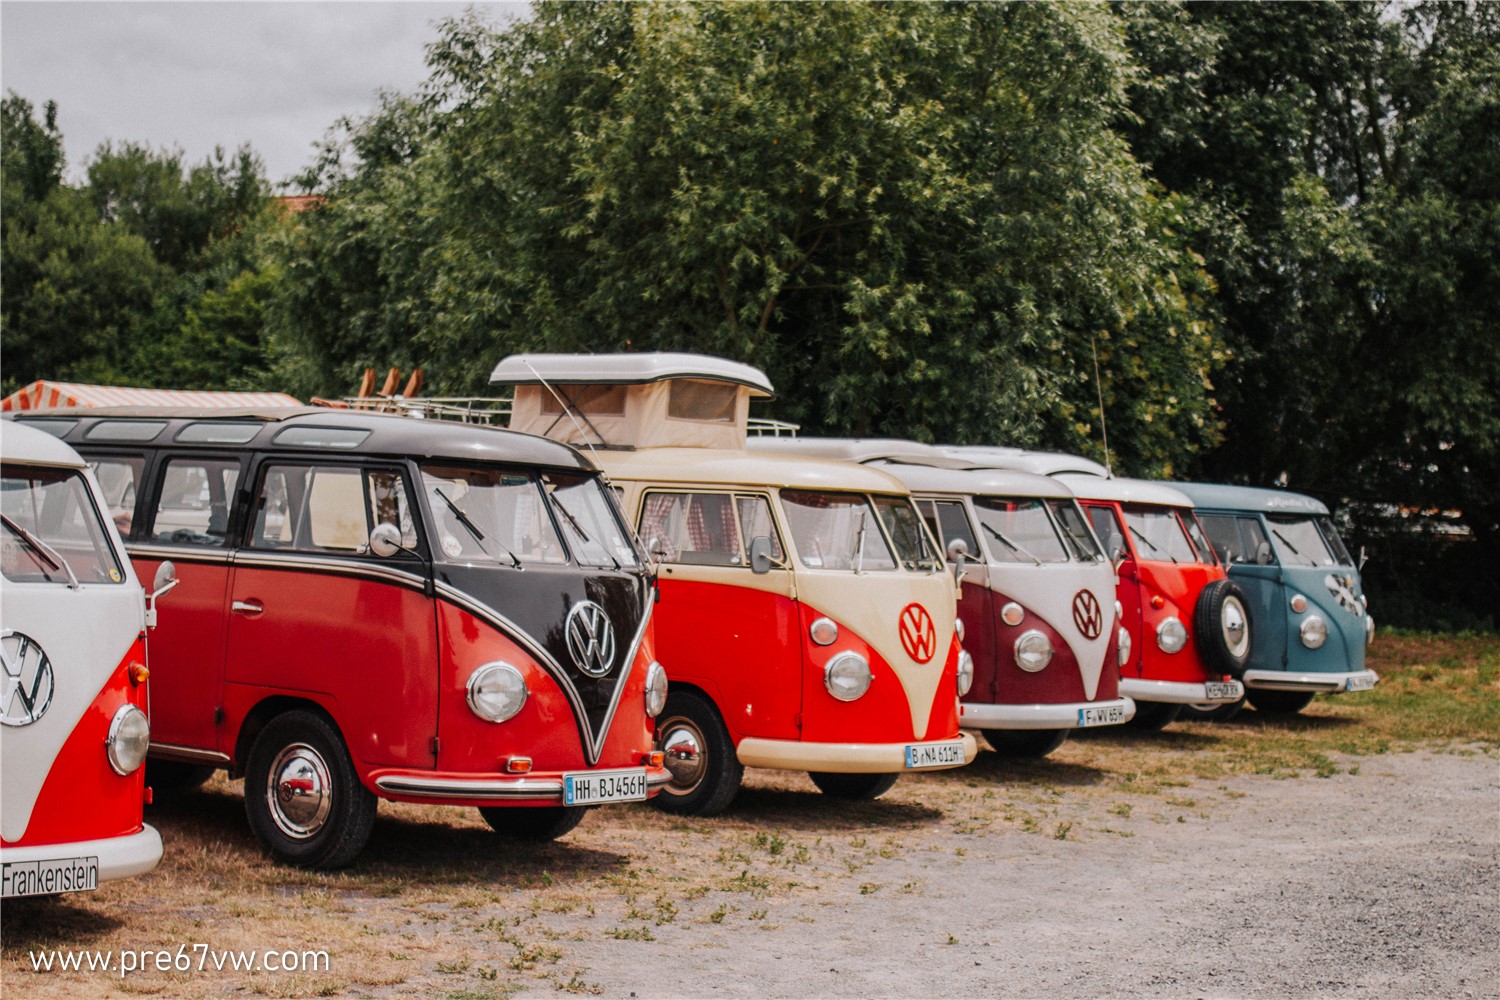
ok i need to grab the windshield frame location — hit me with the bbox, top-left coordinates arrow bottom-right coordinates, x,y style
1,463 -> 126,586
1266,514 -> 1340,569
779,488 -> 934,574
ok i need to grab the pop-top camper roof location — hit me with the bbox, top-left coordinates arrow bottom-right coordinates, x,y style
490,353 -> 773,450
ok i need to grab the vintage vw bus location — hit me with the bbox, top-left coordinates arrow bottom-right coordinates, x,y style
490,354 -> 976,815
1,422 -> 165,897
15,408 -> 669,869
1175,483 -> 1377,715
749,438 -> 1134,757
1053,475 -> 1250,728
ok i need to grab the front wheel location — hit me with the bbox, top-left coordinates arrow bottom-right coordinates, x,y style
243,710 -> 377,870
652,691 -> 743,816
1126,700 -> 1183,731
1179,698 -> 1246,723
807,771 -> 900,800
478,806 -> 589,842
1247,689 -> 1316,716
984,729 -> 1069,758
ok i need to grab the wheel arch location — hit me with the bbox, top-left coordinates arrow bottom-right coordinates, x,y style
230,696 -> 343,779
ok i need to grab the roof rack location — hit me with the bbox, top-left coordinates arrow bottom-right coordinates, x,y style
331,396 -> 512,425
745,418 -> 800,438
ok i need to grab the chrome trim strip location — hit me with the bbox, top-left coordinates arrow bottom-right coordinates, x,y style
1242,668 -> 1379,693
374,775 -> 564,800
959,696 -> 1136,730
127,544 -> 231,565
149,743 -> 231,766
1119,677 -> 1245,704
231,551 -> 427,591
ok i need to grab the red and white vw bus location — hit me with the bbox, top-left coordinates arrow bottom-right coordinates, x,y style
490,354 -> 977,815
1,422 -> 164,897
1058,476 -> 1250,728
749,439 -> 1134,757
18,408 -> 669,868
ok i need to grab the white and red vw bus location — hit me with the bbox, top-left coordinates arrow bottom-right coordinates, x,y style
1,422 -> 163,897
17,408 -> 670,869
490,354 -> 976,815
749,439 -> 1134,757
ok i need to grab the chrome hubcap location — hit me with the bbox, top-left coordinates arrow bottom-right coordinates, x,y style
266,743 -> 332,839
1221,598 -> 1249,659
657,720 -> 704,794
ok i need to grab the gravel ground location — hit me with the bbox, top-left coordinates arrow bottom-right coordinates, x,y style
553,749 -> 1499,999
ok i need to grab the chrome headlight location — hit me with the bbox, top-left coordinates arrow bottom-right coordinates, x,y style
1156,617 -> 1188,654
106,704 -> 150,776
809,617 -> 839,646
956,649 -> 974,697
1014,630 -> 1053,673
1365,614 -> 1375,647
1299,615 -> 1328,649
1117,625 -> 1132,668
467,662 -> 528,723
644,661 -> 668,717
824,652 -> 873,702
954,618 -> 966,643
1000,602 -> 1025,627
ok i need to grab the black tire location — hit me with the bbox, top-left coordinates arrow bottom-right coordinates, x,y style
652,691 -> 743,816
1247,689 -> 1316,716
807,771 -> 900,800
984,729 -> 1070,758
145,760 -> 216,793
1126,700 -> 1183,731
1178,697 -> 1246,723
477,806 -> 589,841
243,710 -> 376,870
1195,579 -> 1253,677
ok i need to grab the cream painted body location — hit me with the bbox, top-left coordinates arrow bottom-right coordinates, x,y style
987,561 -> 1114,700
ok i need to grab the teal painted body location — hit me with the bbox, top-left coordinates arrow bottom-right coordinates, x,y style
1176,483 -> 1370,678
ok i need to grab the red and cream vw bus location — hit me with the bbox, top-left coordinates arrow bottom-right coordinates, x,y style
490,354 -> 976,815
749,439 -> 1134,757
2,422 -> 164,897
17,408 -> 670,868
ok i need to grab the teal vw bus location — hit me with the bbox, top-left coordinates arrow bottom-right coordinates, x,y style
1174,483 -> 1376,716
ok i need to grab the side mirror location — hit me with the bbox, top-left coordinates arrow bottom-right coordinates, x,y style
1255,540 -> 1273,566
1358,545 -> 1368,571
645,535 -> 668,567
946,538 -> 971,583
368,523 -> 405,558
145,560 -> 178,630
748,535 -> 776,575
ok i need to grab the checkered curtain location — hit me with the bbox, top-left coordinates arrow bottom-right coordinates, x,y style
641,494 -> 679,560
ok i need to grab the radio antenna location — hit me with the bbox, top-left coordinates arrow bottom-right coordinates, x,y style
1091,336 -> 1113,478
523,359 -> 606,470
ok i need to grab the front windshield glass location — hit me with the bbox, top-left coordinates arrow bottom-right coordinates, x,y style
872,495 -> 942,571
780,490 -> 897,572
1049,500 -> 1105,561
1121,507 -> 1200,565
1314,515 -> 1354,565
1183,513 -> 1219,564
421,464 -> 637,569
973,497 -> 1070,564
1267,515 -> 1339,567
1,464 -> 124,585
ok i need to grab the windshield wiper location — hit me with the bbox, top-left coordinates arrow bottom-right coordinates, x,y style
1,514 -> 80,589
549,492 -> 620,570
981,522 -> 1042,566
1271,529 -> 1311,566
432,487 -> 521,569
1129,525 -> 1177,564
854,511 -> 868,574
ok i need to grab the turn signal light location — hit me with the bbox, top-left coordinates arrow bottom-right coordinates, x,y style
1150,596 -> 1165,609
643,751 -> 665,767
127,662 -> 149,686
143,786 -> 153,805
504,756 -> 533,774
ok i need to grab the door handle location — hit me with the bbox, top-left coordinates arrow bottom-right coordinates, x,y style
231,599 -> 264,616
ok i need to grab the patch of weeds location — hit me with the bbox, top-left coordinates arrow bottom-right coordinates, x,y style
708,904 -> 734,924
1109,803 -> 1133,817
751,831 -> 787,856
946,934 -> 959,945
1348,764 -> 1361,775
725,870 -> 770,895
749,909 -> 768,920
859,883 -> 881,895
790,844 -> 811,865
606,926 -> 656,941
438,959 -> 473,975
654,894 -> 679,925
1053,821 -> 1073,841
1019,815 -> 1041,835
554,970 -> 600,994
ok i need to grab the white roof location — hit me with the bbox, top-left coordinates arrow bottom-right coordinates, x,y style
939,445 -> 1110,478
746,437 -> 974,468
490,353 -> 774,398
0,419 -> 89,468
876,462 -> 1073,500
1058,474 -> 1194,507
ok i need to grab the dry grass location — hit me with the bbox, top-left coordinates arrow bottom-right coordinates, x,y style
3,632 -> 1494,998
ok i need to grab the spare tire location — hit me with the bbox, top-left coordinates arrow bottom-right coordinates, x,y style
1194,579 -> 1252,677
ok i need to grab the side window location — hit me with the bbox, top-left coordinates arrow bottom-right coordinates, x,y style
150,458 -> 240,547
735,494 -> 784,563
931,500 -> 978,559
1198,514 -> 1244,564
1086,505 -> 1129,563
1239,516 -> 1272,565
87,456 -> 145,539
368,469 -> 419,549
252,464 -> 407,555
638,491 -> 750,567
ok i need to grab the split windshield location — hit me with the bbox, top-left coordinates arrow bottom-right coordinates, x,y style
1,464 -> 125,585
1120,508 -> 1201,565
973,497 -> 1103,564
420,464 -> 638,570
1267,515 -> 1341,567
781,490 -> 938,572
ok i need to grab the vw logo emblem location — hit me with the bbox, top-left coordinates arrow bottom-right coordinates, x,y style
1072,590 -> 1104,640
898,603 -> 937,664
565,601 -> 617,678
1,630 -> 55,727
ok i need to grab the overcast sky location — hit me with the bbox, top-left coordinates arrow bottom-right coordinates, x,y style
2,2 -> 529,186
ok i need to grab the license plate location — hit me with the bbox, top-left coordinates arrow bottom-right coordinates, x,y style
562,768 -> 648,807
1345,674 -> 1376,692
1203,681 -> 1242,701
1077,704 -> 1127,727
904,740 -> 966,769
1,856 -> 99,898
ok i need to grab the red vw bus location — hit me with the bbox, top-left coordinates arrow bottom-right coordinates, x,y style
1,422 -> 165,897
19,409 -> 669,868
490,355 -> 976,815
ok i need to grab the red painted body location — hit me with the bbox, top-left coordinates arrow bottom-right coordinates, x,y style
5,638 -> 148,849
965,584 -> 1122,704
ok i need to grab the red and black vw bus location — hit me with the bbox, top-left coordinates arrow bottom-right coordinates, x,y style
16,408 -> 669,868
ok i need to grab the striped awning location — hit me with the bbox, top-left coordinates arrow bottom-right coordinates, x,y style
2,381 -> 301,411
